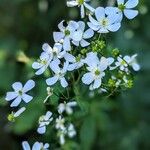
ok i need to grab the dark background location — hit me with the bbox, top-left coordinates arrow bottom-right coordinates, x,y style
0,0 -> 150,150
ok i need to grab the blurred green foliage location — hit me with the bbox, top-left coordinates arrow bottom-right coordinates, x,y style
0,0 -> 150,150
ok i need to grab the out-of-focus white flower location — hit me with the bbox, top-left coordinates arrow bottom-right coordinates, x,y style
5,80 -> 35,107
88,7 -> 121,33
46,61 -> 69,88
53,20 -> 79,51
37,111 -> 53,134
22,141 -> 49,150
67,123 -> 76,138
58,101 -> 77,115
72,21 -> 94,47
67,0 -> 95,18
106,0 -> 139,20
55,116 -> 65,130
82,52 -> 114,90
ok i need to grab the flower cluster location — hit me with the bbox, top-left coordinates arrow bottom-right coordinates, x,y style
5,0 -> 140,149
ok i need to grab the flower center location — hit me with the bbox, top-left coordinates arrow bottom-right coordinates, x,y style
118,4 -> 126,11
121,60 -> 126,65
64,30 -> 70,36
100,18 -> 109,27
18,90 -> 23,95
95,69 -> 100,76
41,60 -> 47,65
78,0 -> 84,5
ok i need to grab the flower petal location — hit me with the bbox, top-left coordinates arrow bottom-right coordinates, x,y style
37,126 -> 46,134
46,76 -> 59,86
60,77 -> 68,88
82,72 -> 94,85
10,96 -> 21,107
22,94 -> 33,103
93,79 -> 102,89
107,23 -> 121,32
124,9 -> 138,19
23,80 -> 35,93
80,39 -> 90,47
83,28 -> 94,39
5,92 -> 18,101
95,7 -> 105,21
125,0 -> 139,9
12,82 -> 22,91
22,141 -> 31,150
117,0 -> 124,5
63,37 -> 71,51
53,32 -> 64,42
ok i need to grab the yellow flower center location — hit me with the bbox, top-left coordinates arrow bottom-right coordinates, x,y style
78,0 -> 84,5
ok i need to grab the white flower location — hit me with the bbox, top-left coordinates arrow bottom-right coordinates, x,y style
106,0 -> 139,20
72,21 -> 94,47
58,128 -> 67,145
22,141 -> 49,150
67,123 -> 76,138
55,116 -> 65,130
82,52 -> 114,90
123,54 -> 140,71
37,111 -> 53,134
88,7 -> 121,33
8,107 -> 26,122
53,20 -> 79,51
58,101 -> 77,115
67,0 -> 95,18
46,61 -> 69,88
5,80 -> 35,107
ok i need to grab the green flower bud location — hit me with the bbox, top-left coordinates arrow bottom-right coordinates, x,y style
125,80 -> 133,88
7,113 -> 15,122
108,79 -> 116,87
112,48 -> 120,57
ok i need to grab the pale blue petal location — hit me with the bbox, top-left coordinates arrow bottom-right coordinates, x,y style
10,96 -> 21,107
37,126 -> 46,134
12,82 -> 22,91
72,40 -> 80,46
67,63 -> 77,71
95,7 -> 105,21
132,63 -> 140,71
64,53 -> 76,62
125,0 -> 139,9
60,77 -> 68,88
35,66 -> 47,75
124,9 -> 138,19
117,0 -> 124,5
46,76 -> 59,86
42,43 -> 52,53
32,62 -> 43,69
50,61 -> 60,73
5,92 -> 18,101
58,20 -> 65,31
23,80 -> 35,93
22,94 -> 33,103
63,37 -> 71,51
107,23 -> 121,32
84,3 -> 95,12
80,39 -> 90,47
80,4 -> 85,18
78,21 -> 85,31
82,72 -> 94,85
89,15 -> 99,25
22,141 -> 31,150
44,143 -> 49,149
87,22 -> 100,31
72,30 -> 83,41
53,32 -> 64,42
93,79 -> 102,89
105,7 -> 119,15
83,28 -> 94,39
98,28 -> 109,33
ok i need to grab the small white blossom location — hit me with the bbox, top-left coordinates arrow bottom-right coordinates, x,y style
22,141 -> 49,150
37,111 -> 53,134
55,116 -> 65,130
58,128 -> 67,145
67,123 -> 76,138
106,0 -> 139,20
82,52 -> 114,90
88,7 -> 121,33
67,0 -> 95,18
53,20 -> 79,51
5,80 -> 35,107
72,21 -> 94,47
46,61 -> 69,88
58,101 -> 77,115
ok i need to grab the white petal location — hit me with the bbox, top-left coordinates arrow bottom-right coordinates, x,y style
32,62 -> 43,69
107,23 -> 121,32
72,40 -> 80,46
67,63 -> 77,71
89,15 -> 99,26
58,20 -> 65,31
67,101 -> 77,107
88,22 -> 100,31
78,21 -> 85,31
12,82 -> 22,91
64,53 -> 76,62
35,66 -> 48,75
44,143 -> 49,149
84,3 -> 95,13
124,9 -> 138,19
68,21 -> 79,30
81,4 -> 85,18
50,61 -> 60,73
22,94 -> 33,103
45,111 -> 52,120
107,57 -> 114,65
46,76 -> 59,86
98,28 -> 109,33
132,63 -> 140,71
23,80 -> 35,93
37,126 -> 46,134
80,39 -> 90,47
67,1 -> 78,7
82,72 -> 94,85
53,32 -> 64,42
10,96 -> 21,107
63,37 -> 71,51
14,107 -> 26,117
93,79 -> 102,89
125,0 -> 139,9
42,43 -> 52,53
60,77 -> 68,88
117,0 -> 124,5
72,30 -> 83,41
58,104 -> 65,114
22,141 -> 31,150
32,142 -> 41,150
5,92 -> 18,101
83,28 -> 94,39
95,7 -> 105,21
105,7 -> 119,15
